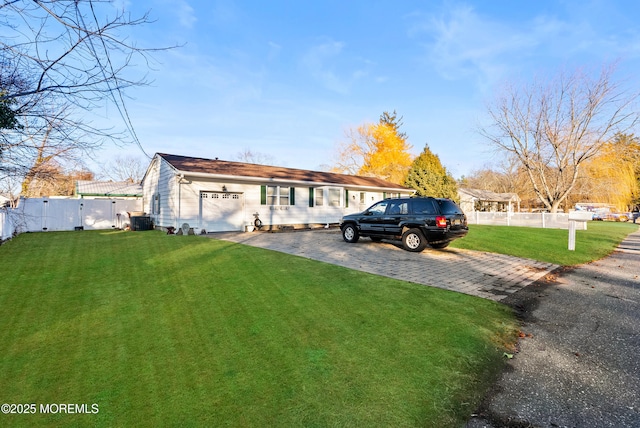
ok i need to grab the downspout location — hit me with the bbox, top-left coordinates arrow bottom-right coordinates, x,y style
177,173 -> 183,228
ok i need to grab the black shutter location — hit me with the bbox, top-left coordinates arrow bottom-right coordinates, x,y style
260,185 -> 266,205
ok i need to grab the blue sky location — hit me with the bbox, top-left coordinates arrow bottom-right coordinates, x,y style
98,0 -> 640,178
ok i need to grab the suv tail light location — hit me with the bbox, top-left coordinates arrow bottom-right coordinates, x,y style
436,216 -> 447,228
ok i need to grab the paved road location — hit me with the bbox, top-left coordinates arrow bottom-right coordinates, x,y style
210,228 -> 557,301
467,228 -> 640,428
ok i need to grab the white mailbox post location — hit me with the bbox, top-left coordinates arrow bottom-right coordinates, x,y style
568,211 -> 594,251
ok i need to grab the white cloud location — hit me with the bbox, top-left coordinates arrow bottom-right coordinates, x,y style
300,39 -> 378,94
267,41 -> 282,61
411,2 -> 640,89
412,5 -> 540,84
301,40 -> 348,93
176,1 -> 197,29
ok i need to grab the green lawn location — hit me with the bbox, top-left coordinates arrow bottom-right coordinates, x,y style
0,230 -> 518,427
451,221 -> 639,265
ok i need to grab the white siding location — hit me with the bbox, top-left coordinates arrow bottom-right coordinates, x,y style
141,154 -> 411,232
143,156 -> 179,228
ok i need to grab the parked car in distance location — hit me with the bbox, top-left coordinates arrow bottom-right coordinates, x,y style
339,197 -> 468,252
593,211 -> 631,222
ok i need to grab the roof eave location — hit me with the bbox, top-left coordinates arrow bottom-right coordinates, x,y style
176,169 -> 410,192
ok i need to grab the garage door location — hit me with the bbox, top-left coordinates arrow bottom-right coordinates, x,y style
199,191 -> 244,232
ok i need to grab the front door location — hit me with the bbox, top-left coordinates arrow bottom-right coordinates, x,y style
359,199 -> 390,235
383,199 -> 409,235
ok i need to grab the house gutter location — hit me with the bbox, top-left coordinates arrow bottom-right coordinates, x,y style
174,169 -> 410,192
78,193 -> 142,198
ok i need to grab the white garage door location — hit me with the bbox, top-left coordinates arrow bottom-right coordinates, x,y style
199,191 -> 244,232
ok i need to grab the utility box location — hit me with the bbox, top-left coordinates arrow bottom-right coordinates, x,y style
130,216 -> 153,231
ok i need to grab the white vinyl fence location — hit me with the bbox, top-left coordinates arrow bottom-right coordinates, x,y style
468,211 -> 587,229
0,210 -> 11,241
0,198 -> 142,241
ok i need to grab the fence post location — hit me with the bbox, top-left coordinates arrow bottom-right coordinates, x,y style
42,200 -> 49,231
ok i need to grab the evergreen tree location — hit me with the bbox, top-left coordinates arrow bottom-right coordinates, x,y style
379,110 -> 407,140
405,144 -> 458,200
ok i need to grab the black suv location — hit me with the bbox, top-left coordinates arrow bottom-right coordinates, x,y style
339,197 -> 468,252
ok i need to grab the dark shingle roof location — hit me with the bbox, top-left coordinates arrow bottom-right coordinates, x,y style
158,153 -> 409,190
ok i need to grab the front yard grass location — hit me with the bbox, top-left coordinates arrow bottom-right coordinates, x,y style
451,221 -> 639,265
0,230 -> 518,427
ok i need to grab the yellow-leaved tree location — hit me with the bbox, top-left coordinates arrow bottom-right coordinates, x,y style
332,111 -> 413,184
581,133 -> 640,210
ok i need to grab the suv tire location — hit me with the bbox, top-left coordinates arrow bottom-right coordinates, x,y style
402,228 -> 427,252
342,224 -> 360,243
429,242 -> 450,249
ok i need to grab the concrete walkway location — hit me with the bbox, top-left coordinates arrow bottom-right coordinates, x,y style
210,229 -> 558,301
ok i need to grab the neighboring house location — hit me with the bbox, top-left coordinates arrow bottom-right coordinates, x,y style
458,188 -> 521,213
142,153 -> 412,232
75,180 -> 143,199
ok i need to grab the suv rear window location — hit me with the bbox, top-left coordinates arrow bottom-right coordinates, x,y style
437,199 -> 463,215
411,198 -> 438,214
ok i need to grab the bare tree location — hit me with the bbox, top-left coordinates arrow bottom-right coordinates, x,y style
100,155 -> 146,183
480,64 -> 640,212
235,148 -> 276,165
22,160 -> 93,197
18,103 -> 102,194
0,1 -> 173,189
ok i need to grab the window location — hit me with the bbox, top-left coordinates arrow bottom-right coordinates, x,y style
152,194 -> 161,215
412,199 -> 437,214
367,200 -> 390,215
328,188 -> 341,207
262,185 -> 295,206
315,188 -> 324,206
437,199 -> 463,215
388,201 -> 408,215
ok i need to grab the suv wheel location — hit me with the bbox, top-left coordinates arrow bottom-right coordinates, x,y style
402,228 -> 427,252
342,224 -> 360,243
